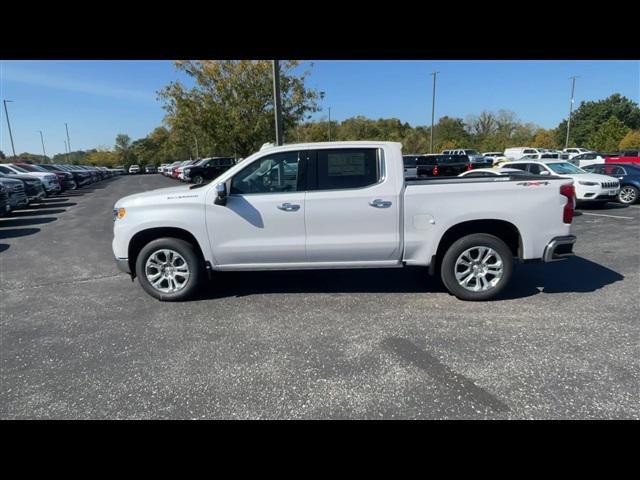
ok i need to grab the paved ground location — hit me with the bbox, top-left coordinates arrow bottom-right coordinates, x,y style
1,174 -> 638,419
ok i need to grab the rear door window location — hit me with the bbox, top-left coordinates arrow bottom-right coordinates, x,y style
311,148 -> 379,190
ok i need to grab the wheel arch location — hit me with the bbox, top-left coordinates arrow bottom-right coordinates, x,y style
430,219 -> 522,275
127,227 -> 206,278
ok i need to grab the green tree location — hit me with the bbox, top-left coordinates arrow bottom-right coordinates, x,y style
159,60 -> 319,157
115,134 -> 133,166
586,116 -> 631,152
556,94 -> 640,147
532,129 -> 559,149
619,129 -> 640,150
86,148 -> 119,167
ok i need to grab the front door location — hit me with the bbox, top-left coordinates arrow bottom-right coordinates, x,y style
206,150 -> 308,267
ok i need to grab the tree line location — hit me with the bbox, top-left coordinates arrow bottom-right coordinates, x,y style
2,62 -> 638,167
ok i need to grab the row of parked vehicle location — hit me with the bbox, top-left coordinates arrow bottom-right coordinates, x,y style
158,157 -> 239,184
0,162 -> 119,216
403,148 -> 640,205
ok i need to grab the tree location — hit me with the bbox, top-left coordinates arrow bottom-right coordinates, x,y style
532,128 -> 558,149
555,94 -> 640,147
159,60 -> 319,157
0,150 -> 5,160
585,116 -> 630,152
115,134 -> 133,166
434,116 -> 471,150
619,130 -> 640,150
86,148 -> 119,167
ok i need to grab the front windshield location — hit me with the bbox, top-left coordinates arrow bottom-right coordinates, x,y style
547,162 -> 585,174
10,165 -> 29,173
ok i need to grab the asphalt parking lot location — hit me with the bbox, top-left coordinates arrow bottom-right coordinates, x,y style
1,174 -> 638,419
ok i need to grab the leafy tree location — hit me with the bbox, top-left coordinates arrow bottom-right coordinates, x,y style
115,134 -> 133,166
434,116 -> 471,151
555,94 -> 640,147
0,150 -> 5,160
586,116 -> 630,152
619,129 -> 640,150
86,148 -> 119,167
532,129 -> 559,149
159,60 -> 319,157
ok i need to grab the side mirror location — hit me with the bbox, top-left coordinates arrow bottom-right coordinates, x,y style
214,182 -> 227,206
539,170 -> 550,176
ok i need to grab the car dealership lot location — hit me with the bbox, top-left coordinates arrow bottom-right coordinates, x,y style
1,175 -> 638,419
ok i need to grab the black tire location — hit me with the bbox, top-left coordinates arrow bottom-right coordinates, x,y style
440,233 -> 513,301
618,185 -> 638,205
193,175 -> 204,185
135,237 -> 203,301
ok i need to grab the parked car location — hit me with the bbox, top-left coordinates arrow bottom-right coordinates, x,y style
0,174 -> 45,202
17,163 -> 77,191
0,174 -> 29,209
129,165 -> 141,174
416,154 -> 481,177
458,167 -> 532,177
0,183 -> 10,215
441,149 -> 489,165
519,152 -> 571,161
604,150 -> 640,165
182,157 -> 237,184
176,160 -> 200,181
145,165 -> 158,174
158,163 -> 170,174
582,163 -> 640,205
0,163 -> 60,195
113,166 -> 126,175
500,160 -> 620,205
563,147 -> 593,159
112,141 -> 577,302
54,164 -> 93,187
569,152 -> 607,168
503,147 -> 545,160
402,155 -> 421,178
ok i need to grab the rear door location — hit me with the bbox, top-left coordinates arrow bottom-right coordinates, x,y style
304,147 -> 400,263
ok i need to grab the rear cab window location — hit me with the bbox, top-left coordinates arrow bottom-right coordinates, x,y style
309,148 -> 379,191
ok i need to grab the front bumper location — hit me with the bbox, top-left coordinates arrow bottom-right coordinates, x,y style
115,257 -> 131,274
543,235 -> 576,262
45,184 -> 62,193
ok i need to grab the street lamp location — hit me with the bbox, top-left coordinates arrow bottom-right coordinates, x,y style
565,76 -> 579,149
272,60 -> 284,146
3,99 -> 17,158
430,71 -> 439,154
65,123 -> 72,155
38,130 -> 47,162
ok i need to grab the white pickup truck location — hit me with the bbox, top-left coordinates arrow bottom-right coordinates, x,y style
112,141 -> 577,302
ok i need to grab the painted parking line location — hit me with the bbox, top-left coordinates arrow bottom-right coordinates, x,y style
580,212 -> 635,220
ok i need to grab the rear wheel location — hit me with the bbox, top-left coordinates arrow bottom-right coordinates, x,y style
618,185 -> 638,204
135,238 -> 203,301
440,233 -> 513,301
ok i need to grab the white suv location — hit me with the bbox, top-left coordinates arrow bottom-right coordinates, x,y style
501,160 -> 620,204
129,165 -> 141,174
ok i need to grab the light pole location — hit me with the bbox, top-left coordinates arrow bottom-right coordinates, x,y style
64,139 -> 70,163
430,71 -> 439,154
272,60 -> 284,146
38,130 -> 47,162
565,76 -> 579,149
328,106 -> 332,141
3,99 -> 17,158
194,135 -> 200,159
65,122 -> 72,157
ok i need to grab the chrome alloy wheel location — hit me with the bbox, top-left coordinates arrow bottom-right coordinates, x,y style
454,246 -> 504,292
619,186 -> 637,204
145,249 -> 191,293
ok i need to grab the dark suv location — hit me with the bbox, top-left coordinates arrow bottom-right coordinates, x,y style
183,157 -> 237,184
416,154 -> 483,177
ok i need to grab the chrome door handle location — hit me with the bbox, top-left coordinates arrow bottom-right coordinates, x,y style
277,202 -> 300,211
369,199 -> 392,208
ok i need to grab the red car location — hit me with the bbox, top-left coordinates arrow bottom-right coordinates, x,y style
605,150 -> 640,165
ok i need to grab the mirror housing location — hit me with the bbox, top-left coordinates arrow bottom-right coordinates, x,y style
539,170 -> 550,176
214,182 -> 227,206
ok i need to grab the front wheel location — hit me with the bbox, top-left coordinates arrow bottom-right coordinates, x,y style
440,233 -> 513,301
618,185 -> 638,205
193,175 -> 204,185
135,237 -> 203,301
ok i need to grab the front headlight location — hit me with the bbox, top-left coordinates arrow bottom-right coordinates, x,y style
113,207 -> 126,220
578,181 -> 598,186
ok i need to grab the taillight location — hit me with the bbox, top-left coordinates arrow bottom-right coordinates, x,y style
433,165 -> 439,176
466,163 -> 473,171
560,183 -> 575,224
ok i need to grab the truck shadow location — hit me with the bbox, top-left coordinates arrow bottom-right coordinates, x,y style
196,256 -> 622,300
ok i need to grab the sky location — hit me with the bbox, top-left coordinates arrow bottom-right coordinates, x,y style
1,60 -> 638,156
